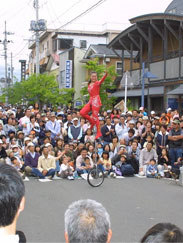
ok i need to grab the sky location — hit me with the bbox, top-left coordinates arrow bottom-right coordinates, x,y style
0,0 -> 172,80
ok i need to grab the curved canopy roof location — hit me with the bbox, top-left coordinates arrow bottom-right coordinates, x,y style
108,13 -> 183,51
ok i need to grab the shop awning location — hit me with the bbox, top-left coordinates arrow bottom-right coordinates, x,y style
111,86 -> 164,97
167,85 -> 183,95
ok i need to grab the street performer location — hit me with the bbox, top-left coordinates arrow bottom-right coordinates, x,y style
80,71 -> 108,139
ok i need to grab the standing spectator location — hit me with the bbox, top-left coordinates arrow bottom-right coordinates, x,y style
139,142 -> 158,176
101,117 -> 115,145
45,112 -> 61,140
141,121 -> 155,146
64,114 -> 73,130
3,117 -> 16,136
37,146 -> 56,179
68,118 -> 82,143
168,119 -> 183,165
16,107 -> 24,121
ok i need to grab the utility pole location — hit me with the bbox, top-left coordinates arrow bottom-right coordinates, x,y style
3,21 -> 14,104
30,0 -> 46,75
4,21 -> 8,91
11,52 -> 14,83
35,0 -> 40,75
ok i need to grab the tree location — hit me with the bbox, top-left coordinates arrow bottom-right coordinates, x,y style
80,58 -> 117,110
3,74 -> 75,107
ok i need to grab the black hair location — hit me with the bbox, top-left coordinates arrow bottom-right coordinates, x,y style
0,164 -> 25,226
112,136 -> 119,142
102,151 -> 109,159
88,71 -> 97,86
128,128 -> 135,135
81,148 -> 88,152
103,144 -> 111,152
161,124 -> 167,130
141,223 -> 183,243
30,115 -> 35,121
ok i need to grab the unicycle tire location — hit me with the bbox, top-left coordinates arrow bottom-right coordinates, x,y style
87,167 -> 104,187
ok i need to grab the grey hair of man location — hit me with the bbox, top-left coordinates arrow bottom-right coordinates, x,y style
64,199 -> 111,243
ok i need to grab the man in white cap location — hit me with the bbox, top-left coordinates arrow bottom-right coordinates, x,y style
68,117 -> 82,143
45,112 -> 61,140
24,142 -> 43,178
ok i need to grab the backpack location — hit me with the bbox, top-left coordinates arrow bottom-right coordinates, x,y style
121,164 -> 134,176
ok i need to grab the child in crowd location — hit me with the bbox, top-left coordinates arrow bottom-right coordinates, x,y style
58,157 -> 74,180
10,157 -> 25,179
100,151 -> 116,178
97,143 -> 103,157
158,148 -> 171,177
146,159 -> 158,178
115,155 -> 134,176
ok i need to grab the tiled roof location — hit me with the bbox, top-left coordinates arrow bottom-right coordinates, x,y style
165,0 -> 183,15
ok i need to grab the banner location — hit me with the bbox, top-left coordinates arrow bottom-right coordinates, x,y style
65,60 -> 72,88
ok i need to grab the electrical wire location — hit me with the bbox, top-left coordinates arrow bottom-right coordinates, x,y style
55,0 -> 107,31
13,42 -> 28,58
47,0 -> 83,27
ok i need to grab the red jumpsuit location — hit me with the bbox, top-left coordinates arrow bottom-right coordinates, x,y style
80,73 -> 107,139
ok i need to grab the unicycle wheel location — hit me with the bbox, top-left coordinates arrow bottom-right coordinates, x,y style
87,167 -> 104,187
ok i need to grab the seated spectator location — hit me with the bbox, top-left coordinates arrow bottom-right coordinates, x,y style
139,142 -> 158,176
0,138 -> 7,163
122,128 -> 135,146
115,154 -> 134,176
24,142 -> 42,178
45,112 -> 61,140
68,117 -> 83,143
146,159 -> 158,178
3,117 -> 17,136
37,146 -> 56,179
17,131 -> 24,147
100,151 -> 116,178
127,141 -> 140,174
158,148 -> 171,177
84,128 -> 95,143
115,115 -> 128,140
0,164 -> 25,243
64,199 -> 112,243
101,117 -> 115,146
141,223 -> 183,243
97,143 -> 103,157
27,115 -> 40,136
141,121 -> 155,146
109,136 -> 120,157
111,145 -> 127,165
58,157 -> 74,180
143,135 -> 154,149
75,148 -> 93,176
10,157 -> 25,179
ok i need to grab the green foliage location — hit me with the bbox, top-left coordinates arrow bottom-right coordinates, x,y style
3,74 -> 75,107
80,58 -> 117,110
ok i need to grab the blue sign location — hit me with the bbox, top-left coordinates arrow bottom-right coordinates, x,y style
65,60 -> 72,88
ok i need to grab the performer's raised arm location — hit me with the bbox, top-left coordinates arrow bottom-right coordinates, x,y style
97,72 -> 108,86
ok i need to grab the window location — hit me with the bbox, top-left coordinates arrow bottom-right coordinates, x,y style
80,40 -> 87,49
58,39 -> 73,50
168,8 -> 176,14
116,62 -> 123,76
52,39 -> 57,52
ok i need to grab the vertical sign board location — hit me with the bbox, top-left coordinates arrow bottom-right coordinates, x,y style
65,60 -> 72,88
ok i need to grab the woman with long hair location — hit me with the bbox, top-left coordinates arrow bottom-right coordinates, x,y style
80,71 -> 107,139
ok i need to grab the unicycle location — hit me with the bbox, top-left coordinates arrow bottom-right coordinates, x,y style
87,126 -> 105,187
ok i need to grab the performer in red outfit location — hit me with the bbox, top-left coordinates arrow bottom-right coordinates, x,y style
80,71 -> 108,139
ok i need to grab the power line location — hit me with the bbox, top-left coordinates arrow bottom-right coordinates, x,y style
47,0 -> 83,27
55,0 -> 107,31
13,42 -> 28,58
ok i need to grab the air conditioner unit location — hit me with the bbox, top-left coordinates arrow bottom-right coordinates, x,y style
105,58 -> 110,63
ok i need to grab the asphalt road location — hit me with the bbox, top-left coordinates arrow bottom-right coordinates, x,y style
17,177 -> 183,243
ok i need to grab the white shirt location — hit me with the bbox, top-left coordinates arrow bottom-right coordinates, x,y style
59,163 -> 68,173
0,229 -> 19,243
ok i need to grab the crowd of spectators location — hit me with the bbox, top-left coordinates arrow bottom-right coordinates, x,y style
0,103 -> 183,180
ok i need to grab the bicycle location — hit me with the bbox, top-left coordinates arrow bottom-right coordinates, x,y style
87,127 -> 105,187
